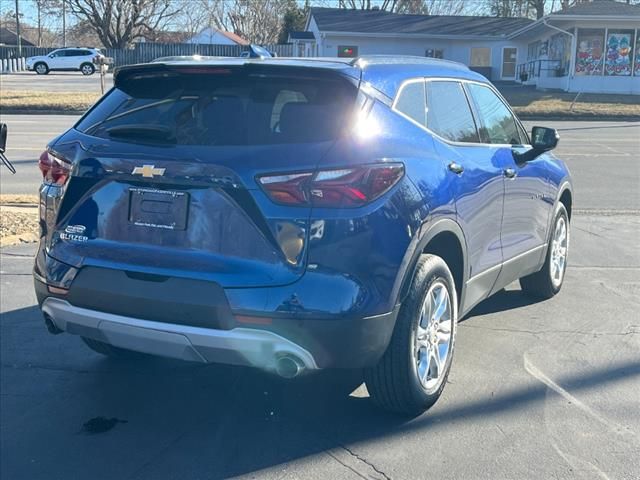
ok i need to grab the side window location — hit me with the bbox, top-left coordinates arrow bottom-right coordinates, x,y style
466,83 -> 523,145
394,80 -> 426,127
426,81 -> 479,143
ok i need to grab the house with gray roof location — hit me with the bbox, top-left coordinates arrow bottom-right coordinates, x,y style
292,0 -> 639,94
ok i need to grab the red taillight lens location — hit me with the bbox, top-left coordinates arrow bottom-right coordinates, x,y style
258,164 -> 404,208
39,150 -> 71,186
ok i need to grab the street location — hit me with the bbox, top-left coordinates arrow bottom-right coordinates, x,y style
0,71 -> 114,93
1,118 -> 639,479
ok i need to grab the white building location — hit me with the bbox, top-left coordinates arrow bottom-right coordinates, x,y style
187,28 -> 249,46
293,1 -> 640,94
510,0 -> 640,94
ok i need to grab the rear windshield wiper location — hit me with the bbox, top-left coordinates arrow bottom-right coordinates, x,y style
106,125 -> 176,144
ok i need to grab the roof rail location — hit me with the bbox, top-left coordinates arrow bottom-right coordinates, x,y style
350,54 -> 470,69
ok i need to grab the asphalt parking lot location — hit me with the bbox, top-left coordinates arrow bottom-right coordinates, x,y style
1,118 -> 639,479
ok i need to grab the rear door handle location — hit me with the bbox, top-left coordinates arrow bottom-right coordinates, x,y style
448,162 -> 464,175
504,168 -> 517,179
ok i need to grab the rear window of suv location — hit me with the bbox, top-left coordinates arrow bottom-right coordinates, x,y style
76,68 -> 357,145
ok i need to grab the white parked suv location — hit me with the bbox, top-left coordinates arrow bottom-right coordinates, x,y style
26,48 -> 103,75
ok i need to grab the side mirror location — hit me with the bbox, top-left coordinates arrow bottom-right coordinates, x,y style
531,126 -> 559,152
514,126 -> 559,163
0,123 -> 16,174
0,123 -> 7,153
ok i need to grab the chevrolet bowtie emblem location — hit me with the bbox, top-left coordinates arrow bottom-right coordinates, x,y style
132,165 -> 165,178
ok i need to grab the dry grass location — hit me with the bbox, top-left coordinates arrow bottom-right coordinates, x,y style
501,89 -> 640,118
0,208 -> 39,247
0,194 -> 39,205
0,195 -> 39,246
0,90 -> 100,112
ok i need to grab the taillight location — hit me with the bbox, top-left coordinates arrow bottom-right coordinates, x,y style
39,150 -> 71,186
258,164 -> 404,208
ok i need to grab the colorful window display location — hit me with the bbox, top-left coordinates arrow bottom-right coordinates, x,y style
605,30 -> 635,76
635,35 -> 640,76
575,29 -> 604,76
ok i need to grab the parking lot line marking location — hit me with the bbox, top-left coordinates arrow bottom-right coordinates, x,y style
523,356 -> 637,440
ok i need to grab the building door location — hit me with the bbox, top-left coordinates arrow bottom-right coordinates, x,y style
501,47 -> 517,79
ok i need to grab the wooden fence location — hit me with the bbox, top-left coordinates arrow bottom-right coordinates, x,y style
0,42 -> 294,67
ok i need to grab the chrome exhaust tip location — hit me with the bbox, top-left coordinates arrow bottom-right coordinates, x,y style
43,313 -> 63,335
275,355 -> 305,378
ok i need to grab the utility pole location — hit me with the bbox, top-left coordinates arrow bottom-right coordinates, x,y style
62,0 -> 67,47
15,0 -> 22,56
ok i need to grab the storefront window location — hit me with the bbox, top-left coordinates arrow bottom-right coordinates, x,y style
527,41 -> 539,61
549,33 -> 570,75
634,32 -> 640,76
605,30 -> 635,76
575,29 -> 604,76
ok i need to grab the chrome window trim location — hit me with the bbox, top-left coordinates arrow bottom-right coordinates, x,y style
391,76 -> 532,148
391,77 -> 428,131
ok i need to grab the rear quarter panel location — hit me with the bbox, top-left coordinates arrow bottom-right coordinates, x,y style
304,100 -> 454,316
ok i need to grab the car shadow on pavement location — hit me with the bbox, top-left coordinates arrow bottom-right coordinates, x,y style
2,303 -> 639,479
464,288 -> 547,319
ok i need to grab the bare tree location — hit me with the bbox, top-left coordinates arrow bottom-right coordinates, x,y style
172,0 -> 210,41
335,0 -> 468,15
528,0 -> 545,18
68,0 -> 178,48
337,0 -> 423,13
196,0 -> 290,45
33,0 -> 62,46
422,0 -> 466,15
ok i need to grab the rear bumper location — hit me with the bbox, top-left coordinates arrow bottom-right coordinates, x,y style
35,275 -> 398,369
42,297 -> 319,370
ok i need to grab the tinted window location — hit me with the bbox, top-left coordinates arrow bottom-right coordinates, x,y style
467,84 -> 523,145
395,80 -> 426,127
426,81 -> 479,143
76,70 -> 357,145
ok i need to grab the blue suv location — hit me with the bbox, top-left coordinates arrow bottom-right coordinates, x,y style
34,56 -> 572,415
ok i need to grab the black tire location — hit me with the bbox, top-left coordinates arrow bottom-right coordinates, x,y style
34,62 -> 49,75
81,337 -> 140,359
520,204 -> 569,299
80,63 -> 95,75
365,254 -> 458,416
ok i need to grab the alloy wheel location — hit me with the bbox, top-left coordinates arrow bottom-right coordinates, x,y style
415,281 -> 453,391
550,216 -> 568,287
